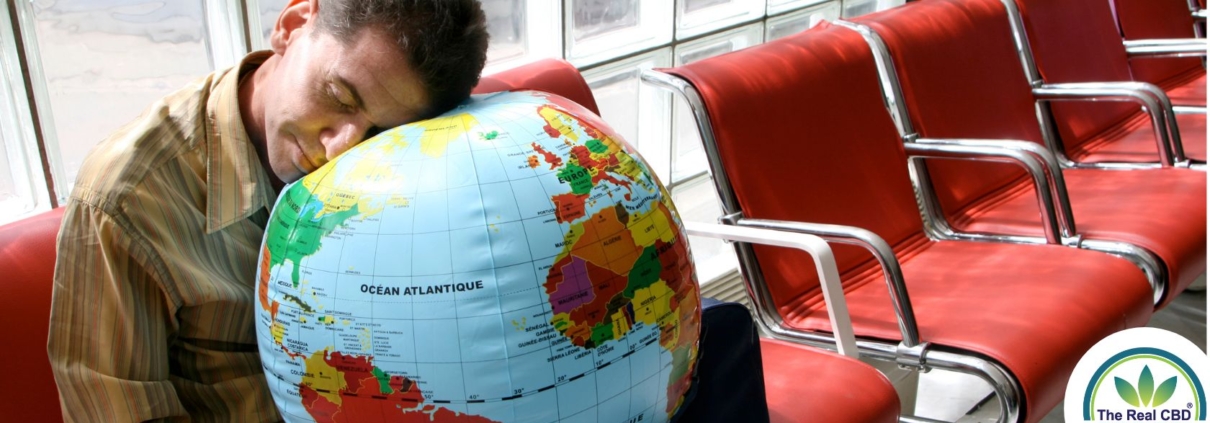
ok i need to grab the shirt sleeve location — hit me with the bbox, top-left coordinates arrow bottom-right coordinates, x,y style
48,199 -> 189,422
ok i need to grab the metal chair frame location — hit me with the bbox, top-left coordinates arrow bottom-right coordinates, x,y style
833,19 -> 1170,307
1190,0 -> 1208,37
997,0 -> 1207,168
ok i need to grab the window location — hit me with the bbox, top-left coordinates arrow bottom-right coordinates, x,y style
13,0 -> 233,203
481,0 -> 562,74
564,0 -> 674,67
675,0 -> 765,40
843,0 -> 906,18
767,1 -> 841,41
768,0 -> 833,16
0,2 -> 46,221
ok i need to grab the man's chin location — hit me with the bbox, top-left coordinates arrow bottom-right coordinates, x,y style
265,165 -> 298,190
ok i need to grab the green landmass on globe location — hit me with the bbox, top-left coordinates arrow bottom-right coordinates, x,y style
256,90 -> 701,423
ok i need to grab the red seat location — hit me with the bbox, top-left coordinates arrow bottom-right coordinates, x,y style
1,59 -> 900,422
1111,0 -> 1206,107
0,207 -> 66,423
472,58 -> 601,114
761,338 -> 899,423
1009,0 -> 1206,162
855,0 -> 1206,308
660,21 -> 1154,422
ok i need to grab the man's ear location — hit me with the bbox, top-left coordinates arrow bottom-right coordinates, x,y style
269,0 -> 319,55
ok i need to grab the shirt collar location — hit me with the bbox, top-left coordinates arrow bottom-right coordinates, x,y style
204,50 -> 275,234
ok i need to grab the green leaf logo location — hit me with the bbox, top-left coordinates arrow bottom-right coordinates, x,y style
1117,376 -> 1141,407
1116,365 -> 1180,408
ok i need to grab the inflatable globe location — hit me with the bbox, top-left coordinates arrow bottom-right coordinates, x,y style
256,90 -> 702,423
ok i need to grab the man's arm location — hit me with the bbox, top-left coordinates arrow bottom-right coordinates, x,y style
48,200 -> 187,422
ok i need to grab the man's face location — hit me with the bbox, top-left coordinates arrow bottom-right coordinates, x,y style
260,25 -> 428,186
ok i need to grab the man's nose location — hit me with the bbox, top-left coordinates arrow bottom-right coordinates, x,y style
320,118 -> 370,161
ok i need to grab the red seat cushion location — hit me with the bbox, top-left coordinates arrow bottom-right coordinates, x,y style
761,338 -> 900,423
947,168 -> 1207,305
1160,70 -> 1207,107
0,207 -> 66,422
784,239 -> 1154,423
1070,110 -> 1207,162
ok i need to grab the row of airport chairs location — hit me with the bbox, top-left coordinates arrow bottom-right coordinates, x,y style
637,0 -> 1205,421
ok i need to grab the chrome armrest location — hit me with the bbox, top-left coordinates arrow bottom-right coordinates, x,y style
1033,82 -> 1186,167
904,138 -> 1080,246
684,222 -> 859,358
1124,39 -> 1208,59
1193,9 -> 1208,20
724,218 -> 925,355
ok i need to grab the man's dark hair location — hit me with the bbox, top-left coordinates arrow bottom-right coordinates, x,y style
316,0 -> 490,118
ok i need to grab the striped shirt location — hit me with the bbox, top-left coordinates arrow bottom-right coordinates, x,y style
48,51 -> 282,422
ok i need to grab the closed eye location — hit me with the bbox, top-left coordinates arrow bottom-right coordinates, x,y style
326,83 -> 357,113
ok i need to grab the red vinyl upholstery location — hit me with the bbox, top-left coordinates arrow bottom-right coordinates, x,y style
664,22 -> 1154,422
1111,0 -> 1206,106
1011,0 -> 1207,161
473,59 -> 601,115
0,207 -> 66,423
761,338 -> 899,423
858,0 -> 1207,307
0,59 -> 899,422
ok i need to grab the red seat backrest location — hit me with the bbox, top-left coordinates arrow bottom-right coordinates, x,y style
1112,0 -> 1204,86
0,58 -> 594,423
1011,0 -> 1141,147
0,207 -> 65,422
663,23 -> 925,312
857,0 -> 1040,216
472,59 -> 600,115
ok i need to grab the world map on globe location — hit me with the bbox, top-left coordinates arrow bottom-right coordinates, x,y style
256,90 -> 702,423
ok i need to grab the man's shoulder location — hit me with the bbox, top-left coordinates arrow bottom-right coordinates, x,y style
69,73 -> 220,213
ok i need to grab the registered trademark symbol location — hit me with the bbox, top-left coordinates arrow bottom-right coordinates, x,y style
1189,402 -> 1194,409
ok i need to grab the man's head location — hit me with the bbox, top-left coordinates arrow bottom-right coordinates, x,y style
243,0 -> 489,188
315,0 -> 490,118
